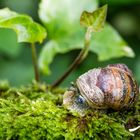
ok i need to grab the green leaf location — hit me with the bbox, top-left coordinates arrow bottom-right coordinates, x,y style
39,0 -> 98,26
38,0 -> 135,75
91,23 -> 135,60
80,5 -> 107,32
0,8 -> 47,43
38,40 -> 60,75
39,24 -> 134,75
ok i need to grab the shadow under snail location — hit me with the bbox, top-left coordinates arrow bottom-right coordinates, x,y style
63,64 -> 139,116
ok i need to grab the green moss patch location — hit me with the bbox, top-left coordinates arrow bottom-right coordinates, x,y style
0,81 -> 139,140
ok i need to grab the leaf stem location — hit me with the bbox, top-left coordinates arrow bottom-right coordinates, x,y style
31,43 -> 40,82
52,27 -> 93,88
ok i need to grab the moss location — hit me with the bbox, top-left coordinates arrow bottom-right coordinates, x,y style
0,81 -> 139,140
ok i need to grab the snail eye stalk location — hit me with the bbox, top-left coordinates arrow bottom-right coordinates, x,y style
68,85 -> 80,94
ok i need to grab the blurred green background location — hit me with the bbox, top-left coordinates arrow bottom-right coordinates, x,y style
0,0 -> 140,87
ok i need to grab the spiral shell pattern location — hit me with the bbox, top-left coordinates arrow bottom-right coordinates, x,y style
76,64 -> 139,110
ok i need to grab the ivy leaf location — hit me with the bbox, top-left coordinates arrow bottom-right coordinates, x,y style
38,40 -> 60,75
39,0 -> 98,26
38,0 -> 135,75
39,24 -> 134,75
0,8 -> 47,43
39,0 -> 98,40
91,23 -> 135,60
80,5 -> 107,32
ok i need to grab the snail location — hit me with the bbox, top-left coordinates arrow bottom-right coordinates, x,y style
63,64 -> 139,115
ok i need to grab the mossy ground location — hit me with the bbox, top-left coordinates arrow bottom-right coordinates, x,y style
0,81 -> 139,140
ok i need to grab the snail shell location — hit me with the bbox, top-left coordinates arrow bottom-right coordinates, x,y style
63,64 -> 139,115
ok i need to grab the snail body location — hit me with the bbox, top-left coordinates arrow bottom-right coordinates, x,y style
63,64 -> 139,115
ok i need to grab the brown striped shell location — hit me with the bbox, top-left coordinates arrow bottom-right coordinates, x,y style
63,64 -> 139,115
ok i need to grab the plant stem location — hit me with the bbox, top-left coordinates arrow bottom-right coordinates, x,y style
52,27 -> 92,88
31,43 -> 40,82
